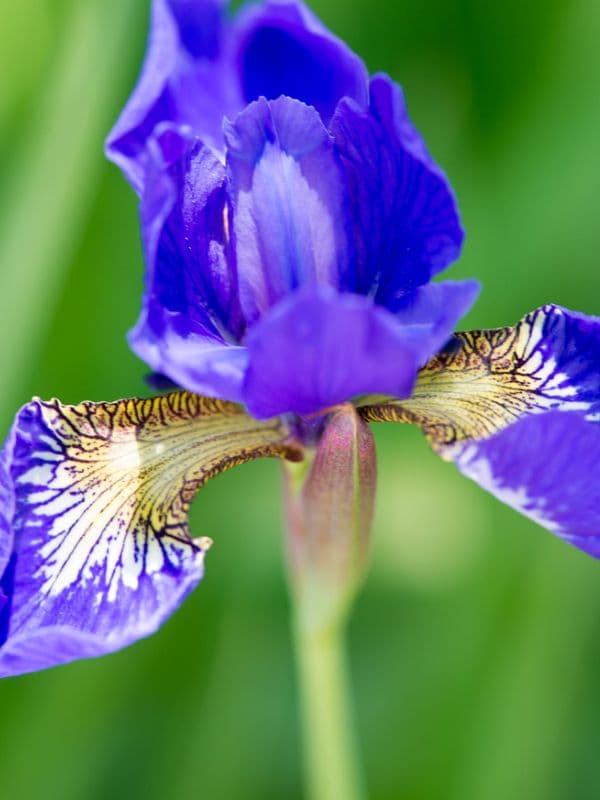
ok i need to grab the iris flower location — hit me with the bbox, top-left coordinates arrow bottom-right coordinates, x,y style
0,0 -> 599,681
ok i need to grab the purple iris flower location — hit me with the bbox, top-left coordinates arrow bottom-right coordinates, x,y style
106,0 -> 477,418
0,0 -> 599,678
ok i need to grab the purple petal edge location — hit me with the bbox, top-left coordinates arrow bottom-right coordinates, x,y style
331,74 -> 465,300
131,125 -> 248,401
106,0 -> 182,192
451,410 -> 600,559
129,326 -> 249,403
235,0 -> 368,123
106,0 -> 236,192
0,423 -> 15,579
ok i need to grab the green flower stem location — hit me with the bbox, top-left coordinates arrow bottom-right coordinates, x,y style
293,613 -> 365,800
283,408 -> 375,800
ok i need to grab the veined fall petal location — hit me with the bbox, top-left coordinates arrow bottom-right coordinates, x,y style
0,392 -> 299,676
360,305 -> 600,557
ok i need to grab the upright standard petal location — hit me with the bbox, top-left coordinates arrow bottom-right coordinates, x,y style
242,281 -> 478,418
106,0 -> 371,190
235,0 -> 368,123
0,392 -> 298,676
131,126 -> 247,401
106,0 -> 238,191
331,74 -> 464,301
224,96 -> 353,324
360,305 -> 600,557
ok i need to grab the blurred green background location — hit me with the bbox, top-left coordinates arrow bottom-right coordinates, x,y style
1,0 -> 600,797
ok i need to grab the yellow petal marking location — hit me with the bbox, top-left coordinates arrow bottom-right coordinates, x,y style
359,306 -> 589,451
18,392 -> 300,601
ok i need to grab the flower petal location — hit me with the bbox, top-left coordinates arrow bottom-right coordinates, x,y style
447,411 -> 600,558
236,0 -> 368,123
331,74 -> 464,300
167,0 -> 226,58
224,96 -> 353,324
0,428 -> 16,579
360,304 -> 600,557
242,281 -> 477,418
360,305 -> 600,439
0,392 -> 297,676
131,328 -> 250,404
131,125 -> 247,400
106,0 -> 369,189
391,279 -> 480,363
105,0 -> 238,191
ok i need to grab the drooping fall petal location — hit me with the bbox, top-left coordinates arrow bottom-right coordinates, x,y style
360,305 -> 600,557
0,392 -> 298,676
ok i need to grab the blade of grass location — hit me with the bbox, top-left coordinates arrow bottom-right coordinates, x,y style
0,0 -> 143,423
